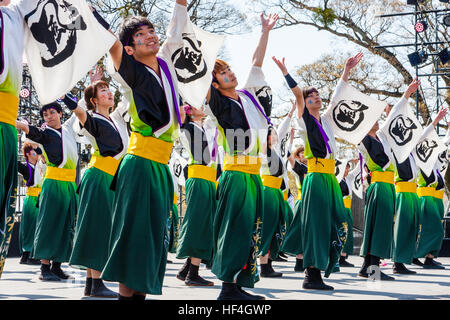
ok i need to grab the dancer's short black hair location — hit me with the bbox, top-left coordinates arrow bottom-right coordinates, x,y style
40,102 -> 62,118
118,16 -> 155,47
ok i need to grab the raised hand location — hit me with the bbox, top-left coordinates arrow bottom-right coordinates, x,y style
404,77 -> 421,99
261,13 -> 279,32
89,65 -> 104,83
272,56 -> 288,75
433,106 -> 448,126
345,52 -> 363,71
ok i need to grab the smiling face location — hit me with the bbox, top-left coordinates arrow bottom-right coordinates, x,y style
43,108 -> 62,129
125,25 -> 160,58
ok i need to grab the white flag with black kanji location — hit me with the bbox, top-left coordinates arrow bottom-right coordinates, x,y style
348,162 -> 364,199
413,124 -> 447,177
17,0 -> 116,104
169,148 -> 189,187
378,97 -> 423,163
160,3 -> 225,109
324,79 -> 386,146
335,158 -> 348,183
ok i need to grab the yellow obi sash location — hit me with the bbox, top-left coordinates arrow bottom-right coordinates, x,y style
44,167 -> 77,182
174,194 -> 178,205
0,92 -> 19,127
261,175 -> 283,190
88,155 -> 120,176
307,158 -> 335,174
343,197 -> 352,209
223,154 -> 261,175
434,190 -> 444,200
371,171 -> 394,185
283,190 -> 288,201
296,189 -> 302,201
417,187 -> 436,198
26,187 -> 41,197
188,165 -> 217,183
127,132 -> 173,164
395,181 -> 417,194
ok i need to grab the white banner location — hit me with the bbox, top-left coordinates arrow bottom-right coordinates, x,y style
413,124 -> 447,177
335,158 -> 348,183
378,97 -> 423,163
348,161 -> 364,199
324,80 -> 386,146
169,148 -> 189,187
17,0 -> 116,104
161,4 -> 224,109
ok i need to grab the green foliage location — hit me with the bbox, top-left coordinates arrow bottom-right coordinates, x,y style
312,7 -> 336,27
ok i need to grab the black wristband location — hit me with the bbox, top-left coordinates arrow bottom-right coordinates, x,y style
63,94 -> 78,111
92,7 -> 110,30
284,73 -> 298,89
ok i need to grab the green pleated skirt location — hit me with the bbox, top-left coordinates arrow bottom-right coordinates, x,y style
415,195 -> 444,258
69,167 -> 114,271
300,172 -> 347,277
283,200 -> 294,233
392,191 -> 420,264
0,123 -> 18,278
342,207 -> 354,255
32,178 -> 78,262
434,195 -> 445,220
259,186 -> 286,260
19,195 -> 39,253
360,182 -> 395,259
176,177 -> 216,261
280,199 -> 303,256
101,154 -> 173,295
211,170 -> 263,288
168,202 -> 180,254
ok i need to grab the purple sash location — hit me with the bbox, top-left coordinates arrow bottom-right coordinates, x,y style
157,57 -> 182,127
237,89 -> 273,126
311,116 -> 332,154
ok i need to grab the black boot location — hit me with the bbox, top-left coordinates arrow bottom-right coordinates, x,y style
50,261 -> 73,280
185,264 -> 214,286
217,282 -> 256,300
339,255 -> 354,267
260,260 -> 282,278
237,285 -> 266,300
302,267 -> 333,290
294,258 -> 305,272
176,258 -> 191,281
358,254 -> 371,278
423,257 -> 445,270
393,262 -> 416,274
39,263 -> 61,281
84,277 -> 92,297
90,278 -> 118,298
20,252 -> 29,264
412,258 -> 424,267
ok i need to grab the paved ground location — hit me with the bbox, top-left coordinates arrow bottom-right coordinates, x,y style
0,254 -> 449,300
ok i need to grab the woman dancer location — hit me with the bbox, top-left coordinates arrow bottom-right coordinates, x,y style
176,104 -> 217,286
67,67 -> 129,298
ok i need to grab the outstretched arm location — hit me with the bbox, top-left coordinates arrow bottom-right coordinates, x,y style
272,56 -> 305,118
432,106 -> 448,128
252,13 -> 278,67
403,77 -> 421,100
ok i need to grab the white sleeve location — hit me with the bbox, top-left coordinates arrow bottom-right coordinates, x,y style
327,78 -> 347,113
242,66 -> 268,90
158,3 -> 188,62
277,114 -> 292,141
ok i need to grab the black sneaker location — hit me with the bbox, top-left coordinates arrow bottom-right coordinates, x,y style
379,271 -> 395,281
90,279 -> 118,298
339,259 -> 355,268
217,283 -> 261,300
302,268 -> 334,290
185,274 -> 214,286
